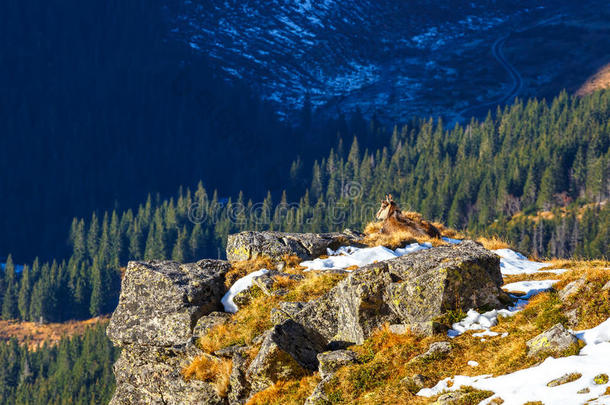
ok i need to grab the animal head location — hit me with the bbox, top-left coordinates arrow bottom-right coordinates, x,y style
376,194 -> 399,220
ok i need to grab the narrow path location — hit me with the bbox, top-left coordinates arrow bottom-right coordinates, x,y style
457,34 -> 521,120
458,14 -> 563,121
493,35 -> 523,104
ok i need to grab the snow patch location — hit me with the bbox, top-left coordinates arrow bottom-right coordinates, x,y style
493,248 -> 566,275
418,339 -> 610,404
300,242 -> 432,271
221,269 -> 269,313
502,279 -> 559,299
448,308 -> 515,338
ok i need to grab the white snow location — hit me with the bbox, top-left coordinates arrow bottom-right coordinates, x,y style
418,340 -> 610,404
448,275 -> 560,338
221,269 -> 269,313
493,248 -> 566,275
448,309 -> 515,338
574,318 -> 610,345
468,360 -> 479,367
502,279 -> 559,299
300,243 -> 432,272
420,317 -> 610,404
473,330 -> 500,338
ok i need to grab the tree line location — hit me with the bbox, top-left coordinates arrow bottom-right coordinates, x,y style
1,89 -> 607,324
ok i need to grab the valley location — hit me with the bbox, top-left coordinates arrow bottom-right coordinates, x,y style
176,0 -> 610,123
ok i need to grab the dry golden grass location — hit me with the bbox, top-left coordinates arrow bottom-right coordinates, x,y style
199,272 -> 347,354
0,317 -> 108,350
550,263 -> 610,330
281,254 -> 307,273
362,221 -> 444,249
477,236 -> 511,251
199,292 -> 277,353
502,271 -> 566,284
246,376 -> 320,405
577,63 -> 610,96
273,275 -> 299,290
225,257 -> 276,288
182,354 -> 233,397
283,272 -> 347,302
316,281 -> 596,404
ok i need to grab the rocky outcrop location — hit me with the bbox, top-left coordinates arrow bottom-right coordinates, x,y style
107,259 -> 231,347
111,343 -> 223,405
280,241 -> 506,367
226,230 -> 363,262
108,259 -> 231,404
108,236 -> 510,404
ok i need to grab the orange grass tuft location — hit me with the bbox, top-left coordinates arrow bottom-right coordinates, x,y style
182,355 -> 233,397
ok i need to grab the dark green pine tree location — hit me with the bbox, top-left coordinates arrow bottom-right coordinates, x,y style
17,264 -> 31,320
171,226 -> 188,263
1,256 -> 18,320
89,260 -> 102,317
86,213 -> 100,261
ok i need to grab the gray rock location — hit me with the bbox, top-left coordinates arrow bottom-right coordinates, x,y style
386,241 -> 507,333
410,342 -> 452,363
546,372 -> 581,387
527,323 -> 579,357
401,374 -> 428,392
602,280 -> 610,291
317,350 -> 358,379
228,351 -> 250,405
233,289 -> 254,309
559,277 -> 586,301
107,259 -> 231,347
226,230 -> 363,262
288,241 -> 505,355
433,391 -> 471,405
564,308 -> 579,328
304,376 -> 331,405
110,343 -> 223,405
193,312 -> 231,339
389,324 -> 408,335
246,329 -> 306,395
270,302 -> 306,326
214,345 -> 246,359
292,261 -> 399,347
578,387 -> 590,394
272,320 -> 328,370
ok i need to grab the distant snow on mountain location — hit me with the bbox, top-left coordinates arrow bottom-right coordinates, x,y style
171,0 -> 542,121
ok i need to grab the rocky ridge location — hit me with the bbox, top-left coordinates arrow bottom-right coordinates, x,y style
107,231 -> 509,404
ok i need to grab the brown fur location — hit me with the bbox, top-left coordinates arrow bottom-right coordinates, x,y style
375,195 -> 441,238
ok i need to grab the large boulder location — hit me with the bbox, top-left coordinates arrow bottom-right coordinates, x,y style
226,230 -> 363,262
385,240 -> 506,334
110,343 -> 223,405
278,241 -> 506,367
292,261 -> 399,347
107,259 -> 230,347
245,329 -> 307,395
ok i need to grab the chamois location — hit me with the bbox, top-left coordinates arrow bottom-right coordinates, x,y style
375,194 -> 441,238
